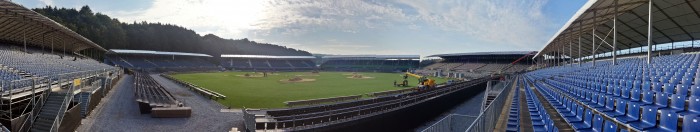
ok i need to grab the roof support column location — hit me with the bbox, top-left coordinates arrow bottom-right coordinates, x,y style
51,37 -> 54,54
23,26 -> 26,53
613,0 -> 618,65
592,10 -> 597,67
578,21 -> 582,67
569,38 -> 572,67
647,0 -> 654,64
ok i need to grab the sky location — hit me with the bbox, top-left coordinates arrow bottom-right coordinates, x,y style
15,0 -> 587,56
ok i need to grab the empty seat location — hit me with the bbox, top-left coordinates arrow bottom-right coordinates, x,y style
615,103 -> 640,123
603,120 -> 618,132
603,99 -> 626,117
665,94 -> 686,113
628,105 -> 658,130
683,114 -> 700,132
571,109 -> 593,130
654,92 -> 669,108
646,109 -> 678,132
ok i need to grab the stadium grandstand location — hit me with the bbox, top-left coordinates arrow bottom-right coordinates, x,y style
416,51 -> 535,79
421,0 -> 700,132
4,0 -> 700,131
105,49 -> 219,72
319,55 -> 419,72
0,1 -> 121,131
220,54 -> 316,71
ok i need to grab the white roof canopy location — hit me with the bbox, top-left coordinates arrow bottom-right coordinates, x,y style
220,54 -> 315,59
535,0 -> 700,59
0,1 -> 106,52
322,55 -> 420,60
110,49 -> 212,57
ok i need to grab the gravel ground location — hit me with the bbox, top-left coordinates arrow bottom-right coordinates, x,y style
75,74 -> 244,132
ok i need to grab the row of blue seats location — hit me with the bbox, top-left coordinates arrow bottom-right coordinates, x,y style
506,79 -> 520,132
528,74 -> 700,132
522,78 -> 558,132
527,76 -> 623,132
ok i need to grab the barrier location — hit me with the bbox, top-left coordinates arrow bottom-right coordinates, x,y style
420,75 -> 514,132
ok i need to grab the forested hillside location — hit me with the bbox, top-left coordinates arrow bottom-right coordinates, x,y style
32,6 -> 311,56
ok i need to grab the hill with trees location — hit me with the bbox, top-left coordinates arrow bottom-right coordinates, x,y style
32,6 -> 312,56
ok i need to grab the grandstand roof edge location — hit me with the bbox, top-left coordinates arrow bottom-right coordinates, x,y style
428,51 -> 536,58
108,49 -> 212,57
321,55 -> 420,59
533,0 -> 596,59
0,1 -> 107,52
220,54 -> 315,59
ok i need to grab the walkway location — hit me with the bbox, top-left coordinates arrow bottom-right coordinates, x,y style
76,74 -> 243,132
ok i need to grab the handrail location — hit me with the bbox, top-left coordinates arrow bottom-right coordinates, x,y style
462,75 -> 514,132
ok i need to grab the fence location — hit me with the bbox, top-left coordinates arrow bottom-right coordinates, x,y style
420,75 -> 515,132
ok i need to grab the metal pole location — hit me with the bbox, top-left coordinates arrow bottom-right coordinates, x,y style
647,0 -> 653,64
23,27 -> 26,52
51,37 -> 54,54
592,10 -> 597,66
579,21 -> 582,67
613,0 -> 618,65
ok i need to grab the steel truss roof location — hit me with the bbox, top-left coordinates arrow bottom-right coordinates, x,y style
0,0 -> 106,52
534,0 -> 700,59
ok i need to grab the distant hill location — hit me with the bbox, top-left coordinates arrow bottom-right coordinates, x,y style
32,6 -> 312,56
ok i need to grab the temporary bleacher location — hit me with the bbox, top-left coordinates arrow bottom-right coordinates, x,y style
132,71 -> 184,114
522,53 -> 700,131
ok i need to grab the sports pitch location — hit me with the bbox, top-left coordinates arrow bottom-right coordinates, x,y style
170,71 -> 448,109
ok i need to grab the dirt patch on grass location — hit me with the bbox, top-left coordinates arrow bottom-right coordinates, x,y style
346,74 -> 374,79
235,74 -> 266,78
279,77 -> 316,83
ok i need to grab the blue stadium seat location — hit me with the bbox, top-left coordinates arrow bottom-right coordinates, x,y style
615,103 -> 640,123
603,120 -> 618,132
682,96 -> 700,116
565,105 -> 584,123
692,85 -> 700,97
683,114 -> 700,132
662,83 -> 675,94
677,84 -> 690,96
628,105 -> 658,130
654,92 -> 669,108
603,99 -> 626,117
597,96 -> 615,112
665,94 -> 686,113
646,109 -> 678,132
629,89 -> 641,102
571,109 -> 593,130
637,90 -> 655,105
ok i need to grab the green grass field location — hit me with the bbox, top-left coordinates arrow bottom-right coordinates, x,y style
170,72 -> 448,109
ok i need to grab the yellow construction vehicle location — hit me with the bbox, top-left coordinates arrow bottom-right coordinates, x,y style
405,72 -> 436,88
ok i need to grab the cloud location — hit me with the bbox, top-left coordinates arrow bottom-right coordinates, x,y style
396,0 -> 550,48
38,0 -> 53,6
250,0 -> 412,36
99,0 -> 557,55
104,0 -> 267,38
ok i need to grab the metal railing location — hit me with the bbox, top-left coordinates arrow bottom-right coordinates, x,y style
0,68 -> 121,131
420,76 -> 515,132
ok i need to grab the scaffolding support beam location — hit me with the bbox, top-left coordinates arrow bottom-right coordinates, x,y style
613,0 -> 618,65
647,0 -> 653,64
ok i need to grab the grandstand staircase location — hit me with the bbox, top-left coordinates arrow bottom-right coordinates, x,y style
31,92 -> 72,132
483,94 -> 497,109
76,93 -> 90,117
